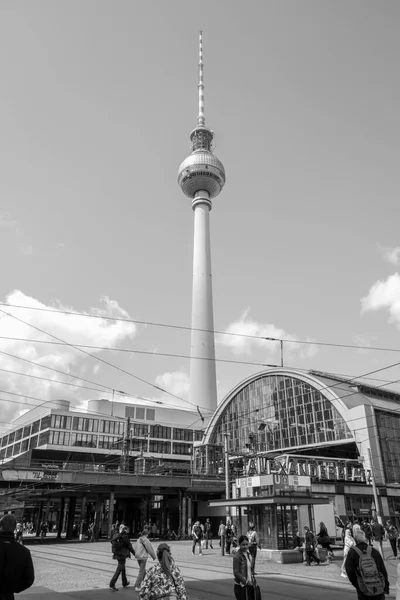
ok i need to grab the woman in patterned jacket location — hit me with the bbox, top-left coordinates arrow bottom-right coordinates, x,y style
139,543 -> 187,600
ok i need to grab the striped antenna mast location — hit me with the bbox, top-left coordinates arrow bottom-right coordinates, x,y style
197,30 -> 205,127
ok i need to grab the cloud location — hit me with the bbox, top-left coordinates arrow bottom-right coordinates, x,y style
155,371 -> 190,399
361,273 -> 400,328
217,308 -> 318,360
379,245 -> 400,266
0,290 -> 137,427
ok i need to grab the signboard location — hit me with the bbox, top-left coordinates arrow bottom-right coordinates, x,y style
236,473 -> 311,497
1,469 -> 73,483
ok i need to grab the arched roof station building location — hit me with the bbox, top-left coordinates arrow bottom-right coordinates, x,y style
194,368 -> 400,548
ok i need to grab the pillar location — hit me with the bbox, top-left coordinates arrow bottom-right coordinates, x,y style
140,498 -> 148,530
108,491 -> 115,539
93,496 -> 101,540
190,193 -> 218,412
181,493 -> 187,536
66,496 -> 76,539
35,502 -> 44,537
57,497 -> 65,538
79,495 -> 87,540
44,498 -> 51,522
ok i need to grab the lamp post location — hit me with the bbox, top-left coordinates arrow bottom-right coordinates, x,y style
368,447 -> 383,525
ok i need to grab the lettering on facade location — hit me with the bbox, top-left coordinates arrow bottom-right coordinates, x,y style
244,454 -> 371,484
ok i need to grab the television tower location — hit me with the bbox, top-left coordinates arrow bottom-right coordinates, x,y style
178,32 -> 226,413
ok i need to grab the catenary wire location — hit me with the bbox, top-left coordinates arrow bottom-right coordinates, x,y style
2,301 -> 400,354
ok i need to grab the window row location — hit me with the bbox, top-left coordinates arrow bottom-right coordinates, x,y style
125,406 -> 155,421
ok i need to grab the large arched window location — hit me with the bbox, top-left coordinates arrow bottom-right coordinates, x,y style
209,374 -> 353,454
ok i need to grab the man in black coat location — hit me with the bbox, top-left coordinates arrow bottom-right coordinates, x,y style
345,530 -> 389,600
0,513 -> 35,600
109,525 -> 135,592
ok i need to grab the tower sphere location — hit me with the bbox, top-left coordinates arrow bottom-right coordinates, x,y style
178,149 -> 226,199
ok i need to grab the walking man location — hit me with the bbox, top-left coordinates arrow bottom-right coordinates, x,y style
134,528 -> 156,591
0,513 -> 35,600
385,520 -> 398,559
218,520 -> 226,549
204,518 -> 213,549
109,525 -> 135,592
371,519 -> 385,558
345,529 -> 389,600
246,522 -> 260,569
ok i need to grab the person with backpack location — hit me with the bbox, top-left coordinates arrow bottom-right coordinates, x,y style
139,543 -> 187,600
345,529 -> 389,600
133,528 -> 156,591
109,524 -> 136,592
385,520 -> 398,558
204,518 -> 213,549
317,521 -> 334,561
191,521 -> 203,556
0,513 -> 35,600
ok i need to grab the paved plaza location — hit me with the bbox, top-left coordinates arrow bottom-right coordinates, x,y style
17,539 -> 399,599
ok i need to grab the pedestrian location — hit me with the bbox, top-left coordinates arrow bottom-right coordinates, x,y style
0,513 -> 35,600
191,521 -> 203,556
204,518 -> 213,549
345,529 -> 389,600
14,522 -> 23,545
139,543 -> 187,600
341,528 -> 355,578
134,527 -> 156,592
317,521 -> 334,561
226,522 -> 233,555
385,520 -> 398,559
39,520 -> 48,541
233,535 -> 255,600
246,522 -> 260,570
371,519 -> 385,558
361,520 -> 373,546
303,526 -> 320,566
218,520 -> 226,548
151,523 -> 157,541
353,520 -> 361,536
109,524 -> 135,592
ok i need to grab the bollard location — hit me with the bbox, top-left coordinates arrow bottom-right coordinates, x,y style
396,562 -> 400,600
221,535 -> 225,556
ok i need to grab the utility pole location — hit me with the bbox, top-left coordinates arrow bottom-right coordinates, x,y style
121,417 -> 130,473
224,433 -> 230,516
368,447 -> 383,525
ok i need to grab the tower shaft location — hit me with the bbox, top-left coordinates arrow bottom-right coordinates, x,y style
190,192 -> 217,411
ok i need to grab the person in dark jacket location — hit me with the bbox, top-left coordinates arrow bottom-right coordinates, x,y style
345,529 -> 389,600
0,514 -> 35,600
233,535 -> 255,600
385,520 -> 398,558
226,523 -> 233,555
317,521 -> 334,560
109,525 -> 136,592
303,526 -> 320,566
371,519 -> 385,558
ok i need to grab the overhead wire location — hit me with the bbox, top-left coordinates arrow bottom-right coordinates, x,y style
2,301 -> 400,354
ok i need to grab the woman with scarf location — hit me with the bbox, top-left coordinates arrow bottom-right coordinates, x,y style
340,528 -> 355,578
139,543 -> 187,600
233,535 -> 255,600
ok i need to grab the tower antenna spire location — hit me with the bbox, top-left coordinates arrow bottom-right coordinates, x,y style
197,30 -> 205,127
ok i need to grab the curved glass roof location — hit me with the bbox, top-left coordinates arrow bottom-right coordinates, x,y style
208,373 -> 353,454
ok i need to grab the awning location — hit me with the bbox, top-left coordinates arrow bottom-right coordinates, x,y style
208,495 -> 330,508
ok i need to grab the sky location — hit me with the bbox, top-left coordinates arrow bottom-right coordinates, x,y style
1,1 -> 400,432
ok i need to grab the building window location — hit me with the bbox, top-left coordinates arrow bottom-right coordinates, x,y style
39,431 -> 50,446
49,431 -> 70,446
50,415 -> 71,430
376,409 -> 400,484
132,424 -> 149,437
149,440 -> 171,454
194,430 -> 204,442
40,415 -> 51,430
72,417 -> 99,432
15,428 -> 23,442
0,448 -> 5,459
70,433 -> 97,448
29,435 -> 38,450
146,409 -> 155,421
23,425 -> 31,438
125,407 -> 135,418
172,442 -> 192,455
100,420 -> 124,435
12,443 -> 21,456
150,425 -> 171,439
6,446 -> 13,458
21,439 -> 29,452
98,435 -> 121,449
0,436 -> 7,448
136,408 -> 145,420
173,428 -> 193,442
31,420 -> 40,435
8,432 -> 15,444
